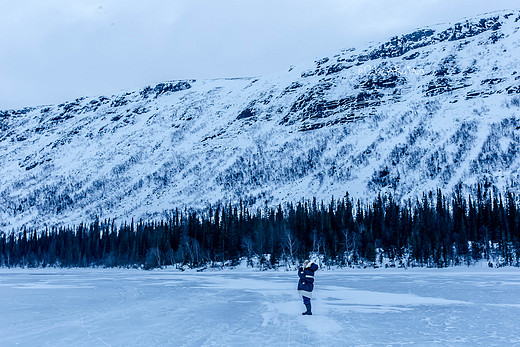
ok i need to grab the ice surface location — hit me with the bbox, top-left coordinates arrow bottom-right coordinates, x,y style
1,267 -> 520,346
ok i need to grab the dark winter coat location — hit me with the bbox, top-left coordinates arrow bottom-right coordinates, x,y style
297,262 -> 318,298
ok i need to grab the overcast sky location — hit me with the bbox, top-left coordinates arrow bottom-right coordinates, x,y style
1,0 -> 518,109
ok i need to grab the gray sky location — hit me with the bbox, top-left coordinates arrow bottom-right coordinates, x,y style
1,0 -> 519,109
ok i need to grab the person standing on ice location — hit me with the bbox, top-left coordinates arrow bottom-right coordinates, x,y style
298,259 -> 318,315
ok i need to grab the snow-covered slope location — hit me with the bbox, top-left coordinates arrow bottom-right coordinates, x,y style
2,11 -> 520,230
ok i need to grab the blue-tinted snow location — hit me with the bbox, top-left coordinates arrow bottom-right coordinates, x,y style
0,267 -> 519,346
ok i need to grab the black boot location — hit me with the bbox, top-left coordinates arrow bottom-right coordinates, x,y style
302,303 -> 312,315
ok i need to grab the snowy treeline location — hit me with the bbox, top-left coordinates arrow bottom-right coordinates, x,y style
1,185 -> 519,269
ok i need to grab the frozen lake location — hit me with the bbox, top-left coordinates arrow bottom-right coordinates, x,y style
1,267 -> 520,346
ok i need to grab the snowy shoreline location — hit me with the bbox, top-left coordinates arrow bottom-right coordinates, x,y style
1,261 -> 519,273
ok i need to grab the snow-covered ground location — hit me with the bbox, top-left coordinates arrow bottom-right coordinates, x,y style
1,267 -> 519,346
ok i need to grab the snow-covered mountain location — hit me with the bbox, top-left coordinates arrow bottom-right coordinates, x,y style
2,11 -> 520,231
